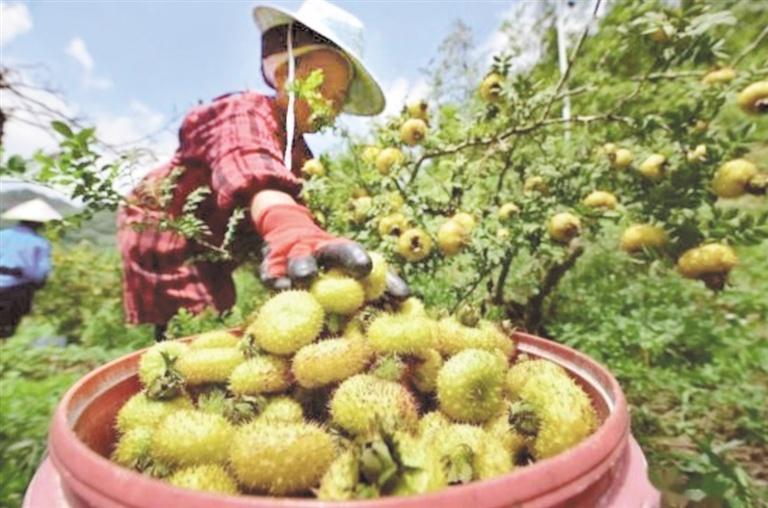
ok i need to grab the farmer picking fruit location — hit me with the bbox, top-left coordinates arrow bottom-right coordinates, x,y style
117,0 -> 409,340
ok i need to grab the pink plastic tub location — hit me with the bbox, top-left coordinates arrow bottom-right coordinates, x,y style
25,331 -> 660,507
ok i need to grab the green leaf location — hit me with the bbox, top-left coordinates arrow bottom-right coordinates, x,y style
51,120 -> 74,138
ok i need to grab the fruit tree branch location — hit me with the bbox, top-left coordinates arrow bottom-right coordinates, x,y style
524,243 -> 584,332
734,25 -> 768,66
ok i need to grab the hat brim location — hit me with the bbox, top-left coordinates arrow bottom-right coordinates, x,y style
253,5 -> 385,116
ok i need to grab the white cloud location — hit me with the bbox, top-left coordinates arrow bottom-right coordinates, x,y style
65,36 -> 113,90
0,2 -> 32,47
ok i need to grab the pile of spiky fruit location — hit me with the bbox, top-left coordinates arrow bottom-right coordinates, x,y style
112,253 -> 598,499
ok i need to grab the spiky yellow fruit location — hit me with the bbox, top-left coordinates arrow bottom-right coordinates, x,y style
610,148 -> 634,169
418,411 -> 451,440
138,341 -> 188,388
677,243 -> 738,279
737,81 -> 768,114
292,336 -> 371,389
428,424 -> 512,481
396,228 -> 433,262
152,410 -> 234,467
484,404 -> 528,458
400,118 -> 428,146
437,219 -> 469,256
230,421 -> 335,495
498,203 -> 520,220
506,359 -> 597,459
620,224 -> 667,253
712,159 -> 758,198
301,158 -> 325,178
378,213 -> 408,237
406,99 -> 429,121
189,330 -> 239,350
111,426 -> 153,468
316,449 -> 359,501
350,196 -> 372,224
638,153 -> 667,180
376,147 -> 404,175
246,291 -> 325,355
702,67 -> 736,85
228,355 -> 291,395
480,73 -> 503,102
548,212 -> 581,243
168,464 -> 239,495
311,270 -> 366,315
451,212 -> 476,232
362,252 -> 388,301
391,432 -> 448,495
367,313 -> 436,356
257,396 -> 304,423
115,393 -> 193,434
412,348 -> 444,393
361,145 -> 381,165
437,349 -> 506,423
330,374 -> 419,435
176,347 -> 244,385
398,296 -> 427,317
437,317 -> 514,358
523,176 -> 548,194
583,190 -> 618,209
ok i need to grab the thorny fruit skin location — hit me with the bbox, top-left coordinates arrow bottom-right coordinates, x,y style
638,153 -> 667,181
547,213 -> 581,243
246,291 -> 325,356
712,159 -> 759,198
400,118 -> 428,146
366,312 -> 436,357
138,341 -> 188,390
620,224 -> 667,253
301,158 -> 325,178
228,355 -> 292,395
737,81 -> 768,115
115,393 -> 193,434
350,196 -> 373,224
152,409 -> 235,467
437,348 -> 506,424
176,347 -> 245,385
362,252 -> 388,301
702,67 -> 736,85
582,190 -> 618,209
479,73 -> 504,102
292,336 -> 371,389
378,213 -> 408,237
396,228 -> 433,262
168,464 -> 239,495
376,147 -> 404,175
437,219 -> 469,256
310,269 -> 366,315
189,330 -> 239,350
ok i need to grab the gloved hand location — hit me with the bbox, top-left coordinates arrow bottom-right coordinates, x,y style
254,203 -> 410,298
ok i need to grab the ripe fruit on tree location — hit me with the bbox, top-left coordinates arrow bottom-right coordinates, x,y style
376,147 -> 404,175
702,67 -> 736,85
350,196 -> 373,224
638,153 -> 667,180
583,190 -> 618,209
437,219 -> 469,256
406,99 -> 429,121
301,159 -> 325,178
479,73 -> 504,102
378,213 -> 408,237
400,118 -> 428,146
396,228 -> 433,262
451,212 -> 476,232
548,212 -> 581,243
677,243 -> 738,290
523,176 -> 548,194
610,148 -> 634,169
498,203 -> 520,220
601,142 -> 617,155
496,228 -> 510,240
686,144 -> 707,163
737,81 -> 768,114
620,224 -> 667,253
712,159 -> 759,198
361,145 -> 381,165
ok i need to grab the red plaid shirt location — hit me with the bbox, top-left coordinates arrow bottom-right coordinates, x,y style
118,92 -> 312,324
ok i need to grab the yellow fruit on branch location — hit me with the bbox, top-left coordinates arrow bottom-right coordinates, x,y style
496,228 -> 510,240
361,145 -> 381,165
400,118 -> 429,146
350,196 -> 373,224
583,190 -> 618,209
638,153 -> 667,180
712,159 -> 758,198
620,224 -> 667,253
378,213 -> 409,237
601,142 -> 618,155
437,219 -> 469,256
548,213 -> 581,243
451,212 -> 476,232
523,176 -> 548,194
677,243 -> 738,290
610,148 -> 634,169
737,81 -> 768,114
702,67 -> 736,85
406,99 -> 429,121
301,159 -> 325,178
686,144 -> 707,163
376,147 -> 404,175
396,228 -> 433,262
479,73 -> 504,102
498,203 -> 520,221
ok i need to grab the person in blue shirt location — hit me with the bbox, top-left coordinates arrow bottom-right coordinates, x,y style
0,199 -> 61,338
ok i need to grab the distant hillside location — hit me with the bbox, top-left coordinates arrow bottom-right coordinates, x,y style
1,187 -> 117,248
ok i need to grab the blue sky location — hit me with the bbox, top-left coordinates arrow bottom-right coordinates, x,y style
1,1 -> 520,160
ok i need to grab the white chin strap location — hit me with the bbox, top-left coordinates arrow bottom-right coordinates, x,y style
284,21 -> 296,173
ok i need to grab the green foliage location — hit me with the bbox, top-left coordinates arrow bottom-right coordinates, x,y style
286,69 -> 335,130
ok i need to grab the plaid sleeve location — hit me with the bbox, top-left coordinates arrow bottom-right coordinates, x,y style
178,93 -> 302,211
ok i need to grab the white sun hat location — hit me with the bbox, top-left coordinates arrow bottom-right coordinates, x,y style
253,0 -> 386,116
1,198 -> 63,222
